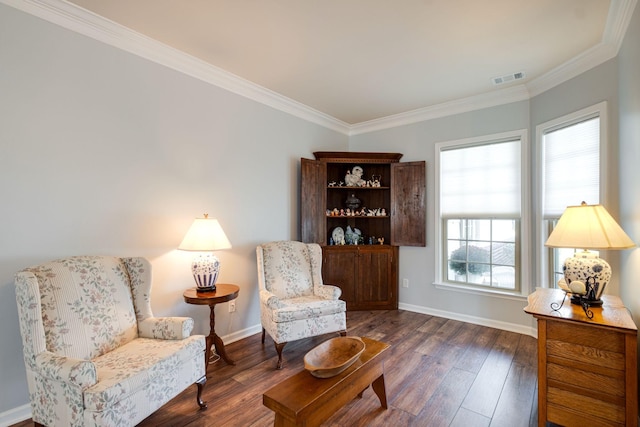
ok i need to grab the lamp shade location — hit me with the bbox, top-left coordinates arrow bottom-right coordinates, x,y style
178,214 -> 231,292
545,202 -> 635,250
178,215 -> 232,252
545,202 -> 635,306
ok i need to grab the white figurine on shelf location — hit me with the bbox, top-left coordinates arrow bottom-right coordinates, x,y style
345,166 -> 366,187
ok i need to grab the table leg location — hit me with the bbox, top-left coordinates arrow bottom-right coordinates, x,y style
208,303 -> 236,366
372,374 -> 387,408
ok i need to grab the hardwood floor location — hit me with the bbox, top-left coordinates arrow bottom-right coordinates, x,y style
12,310 -> 539,427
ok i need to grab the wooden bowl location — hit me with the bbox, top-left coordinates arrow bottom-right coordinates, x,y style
304,336 -> 366,378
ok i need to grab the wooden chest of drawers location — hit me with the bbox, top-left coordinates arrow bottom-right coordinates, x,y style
525,288 -> 638,427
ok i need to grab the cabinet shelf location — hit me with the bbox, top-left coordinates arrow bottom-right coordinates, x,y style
325,215 -> 388,219
327,187 -> 390,190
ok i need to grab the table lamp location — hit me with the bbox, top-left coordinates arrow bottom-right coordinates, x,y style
179,214 -> 232,292
545,202 -> 635,306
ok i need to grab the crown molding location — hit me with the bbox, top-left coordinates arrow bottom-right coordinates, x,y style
0,0 -> 352,135
526,0 -> 636,98
349,85 -> 531,135
525,42 -> 618,98
2,0 -> 636,136
604,0 -> 638,49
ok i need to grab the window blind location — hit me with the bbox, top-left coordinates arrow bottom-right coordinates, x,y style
441,139 -> 521,216
542,117 -> 599,218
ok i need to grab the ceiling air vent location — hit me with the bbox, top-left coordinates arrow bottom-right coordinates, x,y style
492,71 -> 526,86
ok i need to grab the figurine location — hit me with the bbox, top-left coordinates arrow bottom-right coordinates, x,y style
345,166 -> 366,187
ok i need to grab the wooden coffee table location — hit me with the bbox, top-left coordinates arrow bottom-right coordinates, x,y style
263,337 -> 390,427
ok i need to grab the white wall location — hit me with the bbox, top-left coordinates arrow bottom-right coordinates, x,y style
619,1 -> 640,346
0,4 -> 348,417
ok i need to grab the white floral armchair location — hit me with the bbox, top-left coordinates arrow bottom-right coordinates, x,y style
256,241 -> 347,369
14,256 -> 207,427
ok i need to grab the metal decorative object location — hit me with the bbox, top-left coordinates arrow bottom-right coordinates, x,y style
550,289 -> 594,319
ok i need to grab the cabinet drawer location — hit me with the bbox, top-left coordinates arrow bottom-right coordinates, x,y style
547,361 -> 625,397
547,339 -> 626,370
547,321 -> 624,352
548,402 -> 624,427
548,386 -> 625,424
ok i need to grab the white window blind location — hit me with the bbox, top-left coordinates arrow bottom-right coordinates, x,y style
441,139 -> 521,216
542,117 -> 600,218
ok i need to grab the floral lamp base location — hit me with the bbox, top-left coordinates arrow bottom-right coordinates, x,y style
191,253 -> 221,292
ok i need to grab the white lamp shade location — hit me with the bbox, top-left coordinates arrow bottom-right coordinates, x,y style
178,216 -> 232,252
545,203 -> 635,250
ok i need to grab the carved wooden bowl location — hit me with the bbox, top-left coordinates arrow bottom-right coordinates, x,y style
304,336 -> 366,378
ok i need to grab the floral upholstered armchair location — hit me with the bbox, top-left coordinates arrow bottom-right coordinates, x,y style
14,256 -> 207,427
256,241 -> 347,369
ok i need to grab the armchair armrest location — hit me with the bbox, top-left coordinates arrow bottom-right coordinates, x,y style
259,289 -> 284,309
314,284 -> 342,300
35,351 -> 97,389
138,317 -> 194,340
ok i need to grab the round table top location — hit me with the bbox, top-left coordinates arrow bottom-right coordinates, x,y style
183,283 -> 240,305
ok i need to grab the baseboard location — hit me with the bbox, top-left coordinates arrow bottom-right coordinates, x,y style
0,403 -> 31,426
399,302 -> 537,338
220,323 -> 262,344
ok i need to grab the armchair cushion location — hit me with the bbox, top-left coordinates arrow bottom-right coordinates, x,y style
84,336 -> 203,412
264,295 -> 346,323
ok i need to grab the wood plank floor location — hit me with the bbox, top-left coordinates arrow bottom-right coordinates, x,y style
12,310 -> 539,427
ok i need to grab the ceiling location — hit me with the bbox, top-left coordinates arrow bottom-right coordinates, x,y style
36,1 -> 636,127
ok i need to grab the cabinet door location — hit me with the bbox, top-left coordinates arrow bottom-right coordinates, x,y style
322,247 -> 358,309
391,161 -> 426,246
301,158 -> 326,244
356,246 -> 398,310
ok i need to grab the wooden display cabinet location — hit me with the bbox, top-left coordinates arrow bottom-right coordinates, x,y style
301,152 -> 425,310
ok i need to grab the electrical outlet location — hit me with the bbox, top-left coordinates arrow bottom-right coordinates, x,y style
402,278 -> 409,288
228,301 -> 236,313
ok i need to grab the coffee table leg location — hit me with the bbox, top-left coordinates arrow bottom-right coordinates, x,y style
372,374 -> 387,409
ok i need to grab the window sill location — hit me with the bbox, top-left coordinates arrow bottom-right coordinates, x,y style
433,281 -> 528,302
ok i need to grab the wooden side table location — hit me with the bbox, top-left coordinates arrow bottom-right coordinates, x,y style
183,284 -> 240,370
524,288 -> 638,427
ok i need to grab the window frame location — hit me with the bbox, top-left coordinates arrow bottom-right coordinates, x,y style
535,101 -> 608,288
434,129 -> 530,297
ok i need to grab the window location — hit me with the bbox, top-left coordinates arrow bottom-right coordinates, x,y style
537,102 -> 605,288
436,131 -> 527,293
445,219 -> 518,289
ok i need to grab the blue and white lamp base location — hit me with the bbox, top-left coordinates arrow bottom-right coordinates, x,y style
191,253 -> 221,292
557,250 -> 611,306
